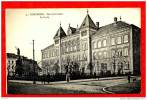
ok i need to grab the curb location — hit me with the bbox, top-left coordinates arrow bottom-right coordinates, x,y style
102,86 -> 114,94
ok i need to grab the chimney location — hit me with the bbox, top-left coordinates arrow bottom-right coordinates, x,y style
96,22 -> 99,29
114,17 -> 117,23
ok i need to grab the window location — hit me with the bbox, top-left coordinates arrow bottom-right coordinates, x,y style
81,30 -> 87,36
98,52 -> 102,59
117,36 -> 122,44
124,34 -> 129,43
82,43 -> 87,50
103,51 -> 107,58
98,41 -> 102,48
111,38 -> 115,45
103,40 -> 107,47
85,43 -> 88,50
111,50 -> 116,57
125,62 -> 130,69
93,41 -> 97,49
117,49 -> 122,57
55,40 -> 59,44
93,52 -> 97,60
124,47 -> 129,56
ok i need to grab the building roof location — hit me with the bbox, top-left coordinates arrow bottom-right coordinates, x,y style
7,53 -> 18,59
93,21 -> 131,37
41,44 -> 54,51
80,13 -> 97,29
53,26 -> 66,39
69,26 -> 77,34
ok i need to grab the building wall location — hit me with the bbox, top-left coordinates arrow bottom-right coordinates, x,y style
41,18 -> 140,75
7,57 -> 17,76
91,26 -> 132,75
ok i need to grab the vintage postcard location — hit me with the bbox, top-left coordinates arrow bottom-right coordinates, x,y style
1,1 -> 146,97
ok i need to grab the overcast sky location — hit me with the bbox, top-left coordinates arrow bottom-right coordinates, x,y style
6,8 -> 140,62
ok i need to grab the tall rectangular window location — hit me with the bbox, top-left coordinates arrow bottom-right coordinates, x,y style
117,36 -> 122,44
103,40 -> 107,47
98,41 -> 102,48
124,34 -> 129,43
103,51 -> 107,58
93,41 -> 97,49
124,47 -> 129,56
111,38 -> 115,45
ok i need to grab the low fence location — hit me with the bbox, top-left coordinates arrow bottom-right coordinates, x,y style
7,72 -> 131,82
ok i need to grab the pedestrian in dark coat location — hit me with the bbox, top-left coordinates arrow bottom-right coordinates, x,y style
47,73 -> 50,84
128,74 -> 131,83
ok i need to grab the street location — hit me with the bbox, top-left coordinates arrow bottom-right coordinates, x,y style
7,76 -> 141,94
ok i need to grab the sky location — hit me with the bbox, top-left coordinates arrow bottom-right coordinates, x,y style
6,8 -> 140,62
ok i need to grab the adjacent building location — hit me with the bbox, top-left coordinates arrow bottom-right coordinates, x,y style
41,11 -> 140,75
7,53 -> 42,76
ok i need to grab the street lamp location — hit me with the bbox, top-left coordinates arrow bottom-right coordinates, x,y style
33,40 -> 36,84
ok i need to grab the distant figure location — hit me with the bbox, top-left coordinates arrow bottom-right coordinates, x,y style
17,48 -> 20,56
97,74 -> 100,80
94,72 -> 96,79
43,74 -> 46,84
47,73 -> 50,84
66,72 -> 70,83
128,74 -> 131,83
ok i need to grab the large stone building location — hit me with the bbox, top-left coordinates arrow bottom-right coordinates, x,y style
41,11 -> 140,75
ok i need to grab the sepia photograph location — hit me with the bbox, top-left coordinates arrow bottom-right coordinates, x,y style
1,1 -> 146,97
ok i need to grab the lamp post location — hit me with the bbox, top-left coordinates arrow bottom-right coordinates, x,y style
33,40 -> 36,84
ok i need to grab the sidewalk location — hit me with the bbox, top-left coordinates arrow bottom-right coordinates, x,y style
8,76 -> 129,85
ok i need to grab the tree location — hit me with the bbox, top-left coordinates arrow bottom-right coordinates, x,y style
15,57 -> 24,77
53,63 -> 60,74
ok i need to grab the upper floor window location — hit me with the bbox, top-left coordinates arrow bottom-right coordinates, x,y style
103,39 -> 107,47
124,34 -> 129,43
117,36 -> 122,44
98,41 -> 102,48
93,41 -> 97,49
124,47 -> 129,56
111,38 -> 115,45
55,40 -> 59,44
81,30 -> 87,36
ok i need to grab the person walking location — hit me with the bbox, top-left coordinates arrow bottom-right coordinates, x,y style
128,74 -> 131,83
47,73 -> 50,84
66,72 -> 70,83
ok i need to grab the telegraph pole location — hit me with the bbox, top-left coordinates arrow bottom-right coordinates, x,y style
33,40 -> 36,84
